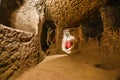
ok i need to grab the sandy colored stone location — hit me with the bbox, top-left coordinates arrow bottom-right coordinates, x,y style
0,24 -> 45,80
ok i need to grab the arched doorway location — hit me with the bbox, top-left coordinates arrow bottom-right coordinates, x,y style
40,20 -> 56,53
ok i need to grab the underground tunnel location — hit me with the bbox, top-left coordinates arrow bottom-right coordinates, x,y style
0,0 -> 120,80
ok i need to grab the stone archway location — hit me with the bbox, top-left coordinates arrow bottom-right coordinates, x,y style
40,20 -> 56,53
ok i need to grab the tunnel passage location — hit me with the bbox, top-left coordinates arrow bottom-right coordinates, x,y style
40,20 -> 56,53
81,10 -> 104,45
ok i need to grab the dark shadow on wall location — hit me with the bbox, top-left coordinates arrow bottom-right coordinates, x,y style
41,20 -> 56,53
101,1 -> 120,34
0,0 -> 24,27
81,10 -> 104,46
103,0 -> 120,6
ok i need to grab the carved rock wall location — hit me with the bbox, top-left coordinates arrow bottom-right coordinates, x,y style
11,0 -> 39,33
77,3 -> 120,70
44,0 -> 104,27
0,24 -> 45,80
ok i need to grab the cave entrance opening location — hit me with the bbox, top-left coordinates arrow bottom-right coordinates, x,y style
62,29 -> 75,54
40,20 -> 56,53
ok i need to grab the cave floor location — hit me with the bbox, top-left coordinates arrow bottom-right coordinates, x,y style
16,53 -> 119,80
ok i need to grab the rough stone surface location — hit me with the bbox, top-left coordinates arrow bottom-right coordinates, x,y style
11,0 -> 39,33
100,4 -> 120,30
0,0 -> 120,79
73,26 -> 120,71
0,0 -> 24,27
76,5 -> 120,69
42,0 -> 104,27
0,24 -> 45,80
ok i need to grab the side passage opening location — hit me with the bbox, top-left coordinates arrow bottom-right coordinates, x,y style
40,20 -> 56,53
62,29 -> 76,54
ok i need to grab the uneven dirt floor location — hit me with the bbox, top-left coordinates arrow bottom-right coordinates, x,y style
16,53 -> 120,80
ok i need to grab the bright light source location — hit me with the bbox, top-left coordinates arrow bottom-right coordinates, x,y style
62,29 -> 75,54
